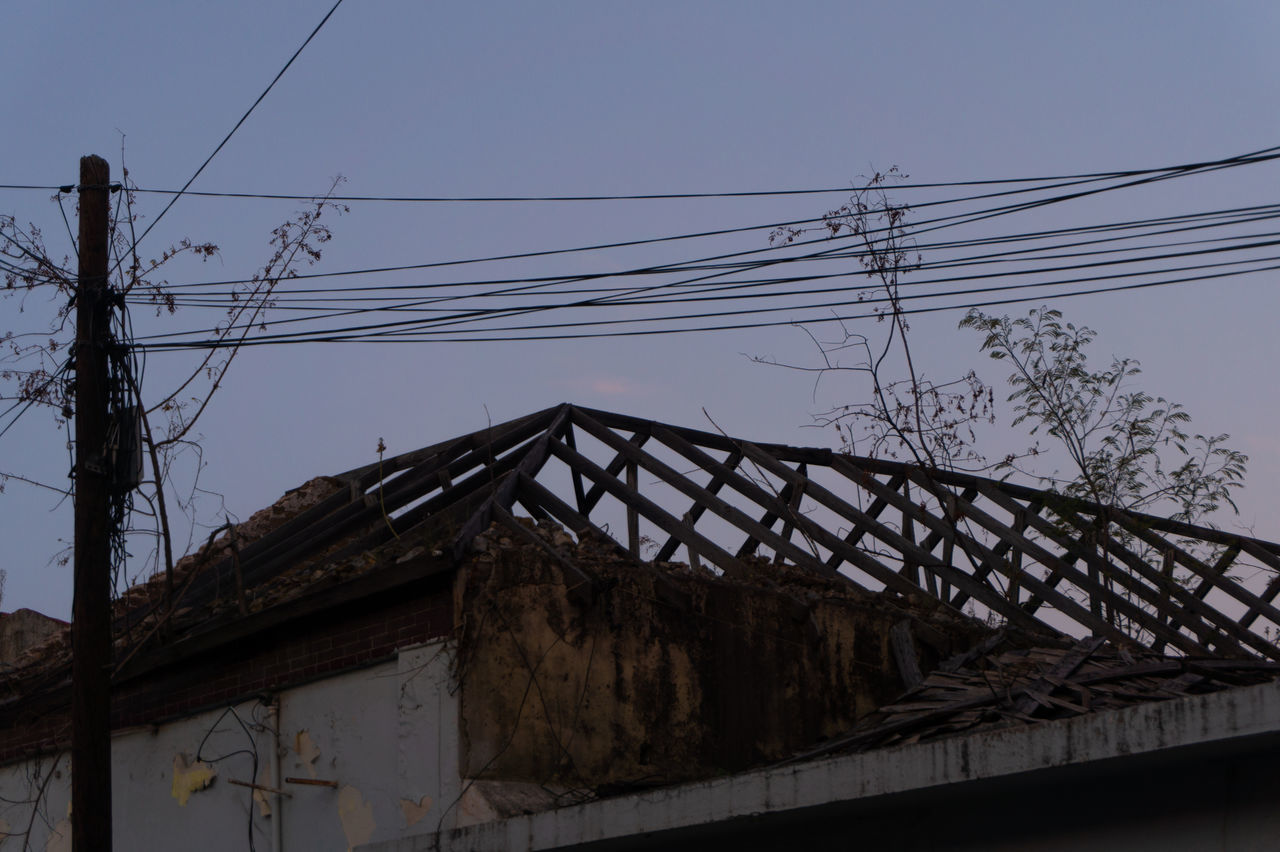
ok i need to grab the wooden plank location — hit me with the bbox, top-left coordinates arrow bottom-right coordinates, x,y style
830,467 -> 980,598
890,620 -> 924,689
1042,501 -> 1263,659
1012,635 -> 1106,716
581,432 -> 650,514
514,472 -> 622,552
626,461 -> 640,556
832,457 -> 1113,637
659,449 -> 742,562
447,410 -> 566,558
775,463 -> 807,564
545,434 -> 748,578
177,407 -> 563,616
655,428 -> 959,595
739,446 -> 1047,631
563,425 -> 589,515
578,405 -> 835,465
1108,514 -> 1280,641
952,501 -> 1040,609
821,473 -> 907,572
905,472 -> 1177,649
1193,544 -> 1241,601
958,482 -> 1210,656
734,478 -> 793,560
569,411 -> 834,576
451,470 -> 521,561
654,426 -> 993,603
324,418 -> 569,576
850,450 -> 1280,556
1234,540 -> 1280,630
513,469 -> 703,611
900,480 -> 918,584
336,405 -> 558,483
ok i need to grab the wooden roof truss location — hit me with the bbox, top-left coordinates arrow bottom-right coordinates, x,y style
155,403 -> 1280,661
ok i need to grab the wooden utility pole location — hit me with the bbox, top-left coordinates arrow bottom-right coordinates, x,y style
73,154 -> 113,850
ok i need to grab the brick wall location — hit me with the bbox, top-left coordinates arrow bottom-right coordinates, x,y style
0,586 -> 452,764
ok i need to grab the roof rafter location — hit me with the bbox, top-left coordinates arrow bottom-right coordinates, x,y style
127,402 -> 1280,662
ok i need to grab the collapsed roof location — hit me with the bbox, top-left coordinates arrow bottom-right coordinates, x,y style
5,402 -> 1280,753
107,401 -> 1280,664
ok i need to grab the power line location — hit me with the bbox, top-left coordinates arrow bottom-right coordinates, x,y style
93,141 -> 1280,350
133,173 -> 1123,294
6,140 -> 1280,204
117,173 -> 1127,202
126,190 -> 1280,345
132,252 -> 1278,350
122,0 -> 346,256
141,204 -> 1280,307
113,177 -> 1194,307
85,143 -> 1280,202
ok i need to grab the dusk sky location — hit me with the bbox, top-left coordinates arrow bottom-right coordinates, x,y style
3,1 -> 1279,618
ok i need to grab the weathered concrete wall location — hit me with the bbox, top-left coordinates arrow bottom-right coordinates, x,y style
456,522 -> 988,790
0,610 -> 66,666
0,641 -> 459,851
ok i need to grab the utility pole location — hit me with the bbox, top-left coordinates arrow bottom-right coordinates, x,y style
73,154 -> 113,850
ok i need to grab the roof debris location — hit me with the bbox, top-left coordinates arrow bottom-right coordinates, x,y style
2,404 -> 1278,774
787,635 -> 1280,761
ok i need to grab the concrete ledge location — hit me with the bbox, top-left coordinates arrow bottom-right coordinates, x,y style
359,677 -> 1280,851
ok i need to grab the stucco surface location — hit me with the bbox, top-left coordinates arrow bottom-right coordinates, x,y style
0,641 -> 458,851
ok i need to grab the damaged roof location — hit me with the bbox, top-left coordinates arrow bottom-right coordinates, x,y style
787,634 -> 1280,761
5,403 -> 1280,744
144,402 -> 1280,655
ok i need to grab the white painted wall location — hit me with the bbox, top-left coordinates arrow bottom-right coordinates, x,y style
362,676 -> 1280,852
0,640 -> 459,851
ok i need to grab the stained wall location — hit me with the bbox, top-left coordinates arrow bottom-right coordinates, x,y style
0,641 -> 459,852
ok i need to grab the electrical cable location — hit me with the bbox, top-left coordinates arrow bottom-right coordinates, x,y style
125,198 -> 1280,345
132,255 -> 1278,349
130,237 -> 1280,347
46,141 -> 1280,352
126,165 -> 1246,294
97,143 -> 1280,202
150,212 -> 1280,313
55,192 -> 78,263
119,0 -> 346,261
6,139 -> 1280,204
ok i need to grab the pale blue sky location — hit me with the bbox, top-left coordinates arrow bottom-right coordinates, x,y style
3,1 -> 1279,617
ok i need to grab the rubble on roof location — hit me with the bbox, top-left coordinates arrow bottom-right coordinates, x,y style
787,635 -> 1280,762
4,403 -> 1280,794
114,475 -> 346,612
0,476 -> 351,695
80,403 -> 1280,676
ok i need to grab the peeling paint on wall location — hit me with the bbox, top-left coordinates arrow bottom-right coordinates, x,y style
253,763 -> 275,817
170,753 -> 217,806
295,729 -> 321,779
337,785 -> 375,851
44,806 -> 70,852
399,795 -> 432,828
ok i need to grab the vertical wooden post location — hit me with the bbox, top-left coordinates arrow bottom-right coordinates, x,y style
73,154 -> 113,851
625,461 -> 639,556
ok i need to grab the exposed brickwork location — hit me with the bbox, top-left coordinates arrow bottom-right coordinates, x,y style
0,587 -> 452,764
